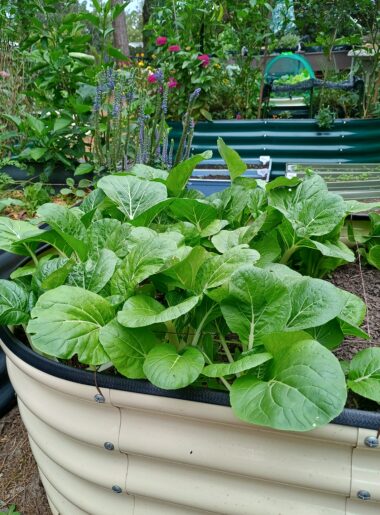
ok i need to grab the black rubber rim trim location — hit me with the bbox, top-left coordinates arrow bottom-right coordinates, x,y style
2,326 -> 380,430
1,241 -> 380,430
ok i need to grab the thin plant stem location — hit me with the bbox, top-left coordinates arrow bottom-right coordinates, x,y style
203,352 -> 231,391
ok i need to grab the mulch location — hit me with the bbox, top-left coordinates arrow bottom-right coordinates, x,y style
0,408 -> 50,514
0,260 -> 379,514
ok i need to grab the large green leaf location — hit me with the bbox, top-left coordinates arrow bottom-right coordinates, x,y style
37,204 -> 88,260
160,246 -> 209,290
53,117 -> 72,132
347,348 -> 380,402
211,216 -> 266,253
221,267 -> 291,348
27,286 -> 114,364
169,198 -> 218,230
97,174 -> 167,221
0,280 -> 30,325
251,231 -> 282,267
143,343 -> 204,389
286,278 -> 346,330
33,257 -> 74,291
367,245 -> 380,270
217,138 -> 247,180
306,319 -> 344,350
269,174 -> 346,237
25,113 -> 45,135
87,219 -> 131,258
202,352 -> 272,378
306,240 -> 355,262
345,200 -> 380,214
166,151 -> 212,196
231,338 -> 347,431
19,229 -> 73,258
337,290 -> 369,339
111,234 -> 180,297
197,246 -> 260,292
131,198 -> 175,227
0,217 -> 44,255
68,249 -> 118,293
118,294 -> 200,328
99,319 -> 158,378
129,164 -> 169,181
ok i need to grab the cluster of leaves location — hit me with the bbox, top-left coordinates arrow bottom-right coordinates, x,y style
0,142 -> 379,432
150,42 -> 223,121
2,112 -> 90,176
349,212 -> 380,270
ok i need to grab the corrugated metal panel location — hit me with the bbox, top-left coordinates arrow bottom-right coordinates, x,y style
3,343 -> 380,515
171,119 -> 380,177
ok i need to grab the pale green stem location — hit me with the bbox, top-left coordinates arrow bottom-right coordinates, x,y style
216,326 -> 234,364
166,321 -> 179,348
191,307 -> 214,348
23,244 -> 38,266
203,352 -> 231,391
279,245 -> 299,265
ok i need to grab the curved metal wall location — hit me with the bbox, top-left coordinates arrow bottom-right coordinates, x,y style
2,341 -> 380,515
171,119 -> 380,176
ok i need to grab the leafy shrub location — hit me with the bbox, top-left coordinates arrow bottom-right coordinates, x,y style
315,106 -> 335,129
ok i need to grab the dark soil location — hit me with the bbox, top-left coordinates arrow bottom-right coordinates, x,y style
331,261 -> 380,359
0,260 -> 379,514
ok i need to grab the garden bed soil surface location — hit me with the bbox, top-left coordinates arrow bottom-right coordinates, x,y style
0,261 -> 379,514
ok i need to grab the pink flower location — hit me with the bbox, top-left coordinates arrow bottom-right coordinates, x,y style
156,36 -> 168,46
147,74 -> 158,83
236,113 -> 242,120
197,54 -> 210,67
0,70 -> 10,79
168,45 -> 181,52
168,77 -> 178,88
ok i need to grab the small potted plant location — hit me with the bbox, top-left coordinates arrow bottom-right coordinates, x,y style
1,150 -> 380,513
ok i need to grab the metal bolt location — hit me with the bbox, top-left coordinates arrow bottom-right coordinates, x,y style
104,442 -> 114,451
357,490 -> 371,501
112,485 -> 122,494
364,436 -> 379,448
94,393 -> 105,403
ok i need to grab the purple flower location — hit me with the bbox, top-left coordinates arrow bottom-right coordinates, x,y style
161,86 -> 169,115
153,69 -> 164,82
189,88 -> 201,102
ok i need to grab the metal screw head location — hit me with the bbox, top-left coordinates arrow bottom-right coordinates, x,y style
94,393 -> 105,403
364,436 -> 379,448
112,485 -> 122,494
104,442 -> 114,451
357,490 -> 371,501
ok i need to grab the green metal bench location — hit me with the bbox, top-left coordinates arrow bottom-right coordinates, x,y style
286,162 -> 380,200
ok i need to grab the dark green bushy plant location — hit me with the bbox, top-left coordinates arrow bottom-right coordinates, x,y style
0,143 -> 379,432
315,106 -> 335,129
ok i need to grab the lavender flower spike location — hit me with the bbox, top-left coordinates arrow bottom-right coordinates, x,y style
153,69 -> 164,82
189,88 -> 201,102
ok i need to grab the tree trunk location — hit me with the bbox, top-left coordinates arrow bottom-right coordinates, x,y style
112,0 -> 130,56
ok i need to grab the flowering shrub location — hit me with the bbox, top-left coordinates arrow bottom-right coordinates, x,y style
149,38 -> 228,120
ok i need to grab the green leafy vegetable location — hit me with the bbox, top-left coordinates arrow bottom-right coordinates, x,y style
143,343 -> 205,389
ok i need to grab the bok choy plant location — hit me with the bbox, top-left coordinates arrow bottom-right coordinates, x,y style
0,143 -> 379,432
